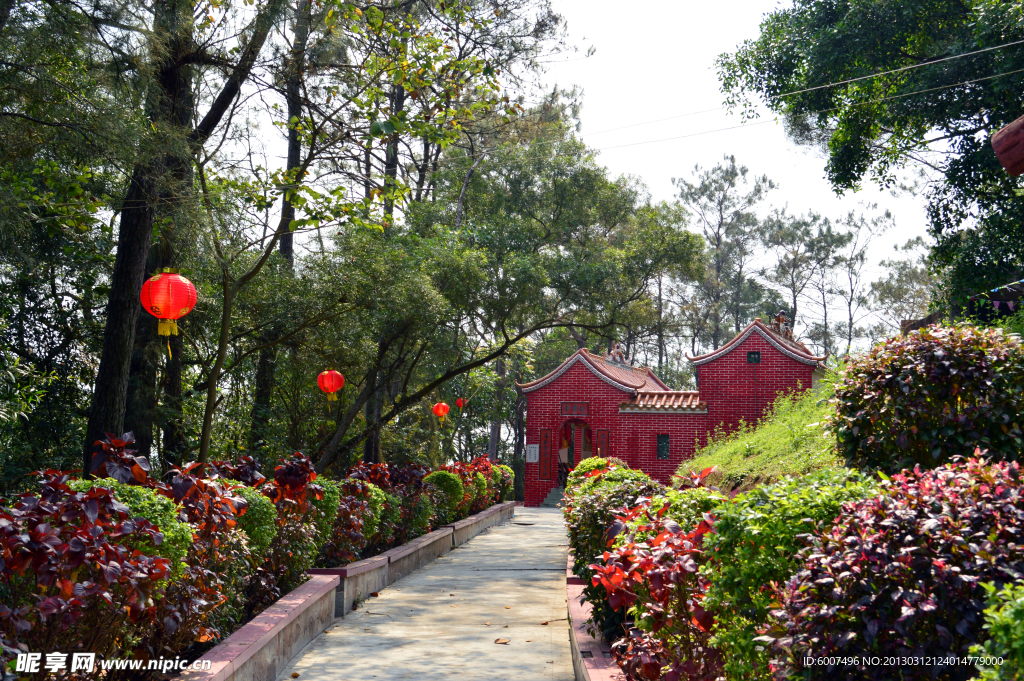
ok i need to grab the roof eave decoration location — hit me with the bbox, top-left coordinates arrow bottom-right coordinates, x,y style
686,320 -> 826,367
515,350 -> 639,394
618,405 -> 708,415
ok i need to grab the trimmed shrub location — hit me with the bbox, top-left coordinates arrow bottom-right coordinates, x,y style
234,485 -> 278,562
68,477 -> 192,575
830,324 -> 1024,472
317,478 -> 369,568
257,453 -> 322,597
703,469 -> 878,680
971,580 -> 1024,680
759,457 -> 1024,679
363,482 -> 387,542
594,506 -> 721,681
565,457 -> 627,497
471,471 -> 489,512
409,493 -> 434,538
425,471 -> 463,525
1,473 -> 172,674
496,464 -> 515,501
310,478 -> 341,552
564,466 -> 660,641
614,487 -> 724,549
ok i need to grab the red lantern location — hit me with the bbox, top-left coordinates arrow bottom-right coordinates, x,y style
433,402 -> 450,423
318,370 -> 345,401
455,397 -> 466,410
140,269 -> 197,357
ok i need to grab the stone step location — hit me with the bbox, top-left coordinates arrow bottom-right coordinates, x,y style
541,486 -> 564,508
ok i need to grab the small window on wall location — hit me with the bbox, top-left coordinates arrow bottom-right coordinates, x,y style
656,434 -> 670,460
747,351 -> 761,364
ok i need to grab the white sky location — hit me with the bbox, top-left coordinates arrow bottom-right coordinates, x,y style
542,0 -> 932,265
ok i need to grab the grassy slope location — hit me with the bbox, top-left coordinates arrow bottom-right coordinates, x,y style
674,383 -> 844,493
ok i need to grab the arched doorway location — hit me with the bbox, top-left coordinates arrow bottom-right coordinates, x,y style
556,419 -> 593,487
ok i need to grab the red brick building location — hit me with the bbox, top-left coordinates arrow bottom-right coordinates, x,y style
517,319 -> 827,506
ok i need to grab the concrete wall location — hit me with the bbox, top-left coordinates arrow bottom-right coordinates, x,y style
382,527 -> 453,583
446,501 -> 515,545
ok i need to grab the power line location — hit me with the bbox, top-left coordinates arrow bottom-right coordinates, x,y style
774,38 -> 1024,99
591,65 -> 1024,152
17,62 -> 1024,210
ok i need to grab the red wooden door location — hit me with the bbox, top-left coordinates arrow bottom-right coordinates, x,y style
539,429 -> 552,480
596,429 -> 609,459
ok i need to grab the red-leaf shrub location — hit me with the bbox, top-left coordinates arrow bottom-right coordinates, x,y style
442,457 -> 495,517
593,507 -> 722,681
89,431 -> 151,485
564,466 -> 661,641
0,472 -> 171,674
208,455 -> 267,487
830,324 -> 1024,472
143,461 -> 252,657
256,453 -> 322,597
758,457 -> 1024,680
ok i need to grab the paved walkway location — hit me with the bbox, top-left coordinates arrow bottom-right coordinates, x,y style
277,507 -> 573,681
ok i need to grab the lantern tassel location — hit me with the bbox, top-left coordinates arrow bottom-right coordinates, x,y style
167,339 -> 172,359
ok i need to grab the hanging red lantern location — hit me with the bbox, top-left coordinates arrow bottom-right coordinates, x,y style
455,397 -> 466,410
318,370 -> 345,401
432,402 -> 450,423
140,269 -> 197,357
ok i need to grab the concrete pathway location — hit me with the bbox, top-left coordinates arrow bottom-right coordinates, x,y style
277,507 -> 573,681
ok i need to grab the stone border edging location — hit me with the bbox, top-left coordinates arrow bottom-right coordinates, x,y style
180,574 -> 338,681
566,552 -> 623,681
183,501 -> 516,681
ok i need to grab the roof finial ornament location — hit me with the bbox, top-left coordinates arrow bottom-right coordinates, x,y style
770,310 -> 795,341
605,341 -> 628,365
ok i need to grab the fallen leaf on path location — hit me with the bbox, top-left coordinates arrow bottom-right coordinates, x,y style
505,606 -> 510,609
450,593 -> 455,596
504,625 -> 508,628
484,622 -> 491,626
291,674 -> 300,679
370,592 -> 379,597
494,638 -> 511,645
541,621 -> 549,625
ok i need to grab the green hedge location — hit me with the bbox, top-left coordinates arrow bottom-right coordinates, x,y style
310,478 -> 341,552
703,469 -> 878,680
424,471 -> 463,525
972,580 -> 1024,680
363,482 -> 387,542
68,478 -> 192,575
234,485 -> 278,562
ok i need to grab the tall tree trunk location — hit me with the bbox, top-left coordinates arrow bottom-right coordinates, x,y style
161,333 -> 185,465
84,169 -> 156,474
85,0 -> 287,472
121,0 -> 195,464
362,370 -> 383,463
487,358 -> 506,461
248,340 -> 278,452
246,0 -> 308,450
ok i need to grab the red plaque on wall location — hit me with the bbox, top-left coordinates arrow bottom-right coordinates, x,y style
539,429 -> 552,480
596,429 -> 609,459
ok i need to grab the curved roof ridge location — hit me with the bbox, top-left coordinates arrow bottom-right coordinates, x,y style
514,347 -> 674,393
686,319 -> 827,366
